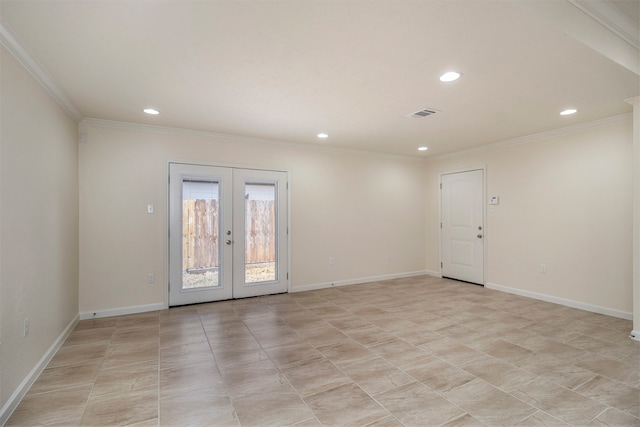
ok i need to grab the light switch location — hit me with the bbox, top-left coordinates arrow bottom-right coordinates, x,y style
489,196 -> 499,205
147,204 -> 154,214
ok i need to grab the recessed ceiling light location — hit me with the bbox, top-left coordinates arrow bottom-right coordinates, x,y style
317,133 -> 329,139
439,71 -> 462,82
560,108 -> 577,116
143,108 -> 160,115
418,146 -> 429,151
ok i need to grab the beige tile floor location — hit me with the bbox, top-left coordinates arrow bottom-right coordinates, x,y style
7,275 -> 640,426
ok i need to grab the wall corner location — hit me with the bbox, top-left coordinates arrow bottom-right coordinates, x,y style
629,96 -> 640,337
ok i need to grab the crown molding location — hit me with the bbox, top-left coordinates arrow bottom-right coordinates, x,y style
428,113 -> 633,161
82,114 -> 633,162
0,20 -> 83,122
511,0 -> 639,75
568,0 -> 639,50
79,118 -> 424,162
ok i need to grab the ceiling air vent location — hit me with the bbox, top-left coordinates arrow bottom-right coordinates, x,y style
407,108 -> 439,118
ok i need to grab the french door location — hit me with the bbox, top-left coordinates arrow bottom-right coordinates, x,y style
440,169 -> 484,285
169,163 -> 288,306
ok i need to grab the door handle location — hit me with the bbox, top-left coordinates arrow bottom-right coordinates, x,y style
226,240 -> 232,245
477,234 -> 483,239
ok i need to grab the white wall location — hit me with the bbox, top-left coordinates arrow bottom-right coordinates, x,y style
78,121 -> 427,314
631,97 -> 640,337
79,116 -> 634,318
425,116 -> 633,316
0,46 -> 79,419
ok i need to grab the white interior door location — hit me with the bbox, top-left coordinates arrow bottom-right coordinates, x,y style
169,163 -> 288,306
441,169 -> 484,285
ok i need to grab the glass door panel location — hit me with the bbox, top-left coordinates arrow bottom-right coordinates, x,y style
244,183 -> 277,284
169,163 -> 232,306
182,179 -> 220,289
232,169 -> 288,299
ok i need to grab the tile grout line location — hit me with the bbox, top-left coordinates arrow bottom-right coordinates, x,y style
156,318 -> 161,426
77,320 -> 117,425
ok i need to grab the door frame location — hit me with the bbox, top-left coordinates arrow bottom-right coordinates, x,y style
163,161 -> 291,309
438,166 -> 487,285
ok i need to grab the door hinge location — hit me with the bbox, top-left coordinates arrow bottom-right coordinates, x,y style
440,183 -> 442,189
440,222 -> 442,229
287,272 -> 289,280
441,262 -> 443,268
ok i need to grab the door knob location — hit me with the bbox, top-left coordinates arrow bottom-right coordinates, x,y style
477,234 -> 483,239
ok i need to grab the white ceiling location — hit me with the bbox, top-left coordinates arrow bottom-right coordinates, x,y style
611,0 -> 639,25
1,0 -> 638,157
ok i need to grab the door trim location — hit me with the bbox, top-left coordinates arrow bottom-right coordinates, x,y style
438,166 -> 486,285
164,161 -> 291,308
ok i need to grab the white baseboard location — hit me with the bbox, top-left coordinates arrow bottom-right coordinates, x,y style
424,269 -> 442,278
485,282 -> 633,320
0,314 -> 79,426
79,303 -> 165,320
630,330 -> 640,341
291,270 -> 432,293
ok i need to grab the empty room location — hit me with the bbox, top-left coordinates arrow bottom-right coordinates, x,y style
1,0 -> 640,425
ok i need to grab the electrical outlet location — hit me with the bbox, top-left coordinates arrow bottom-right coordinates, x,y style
147,273 -> 155,284
23,317 -> 30,337
329,257 -> 335,265
540,264 -> 547,273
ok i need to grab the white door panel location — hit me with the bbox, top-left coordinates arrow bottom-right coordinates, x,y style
450,240 -> 474,267
441,169 -> 484,284
232,168 -> 288,299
